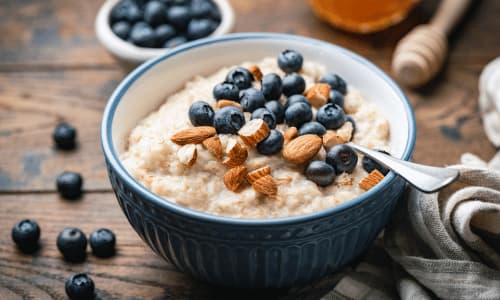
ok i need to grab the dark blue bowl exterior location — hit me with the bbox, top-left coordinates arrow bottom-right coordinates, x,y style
107,161 -> 405,287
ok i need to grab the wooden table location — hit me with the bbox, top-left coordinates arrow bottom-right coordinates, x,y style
0,0 -> 497,299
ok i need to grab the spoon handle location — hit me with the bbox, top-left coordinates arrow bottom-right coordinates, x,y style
348,143 -> 459,193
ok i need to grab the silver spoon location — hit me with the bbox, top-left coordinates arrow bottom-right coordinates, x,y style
347,143 -> 460,193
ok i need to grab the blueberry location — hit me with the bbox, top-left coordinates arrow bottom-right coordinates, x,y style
251,108 -> 276,129
213,106 -> 245,134
285,102 -> 312,128
110,0 -> 139,23
190,0 -> 215,19
265,100 -> 285,123
111,21 -> 131,40
126,4 -> 143,22
282,73 -> 305,96
57,227 -> 87,262
53,123 -> 77,150
225,67 -> 253,90
56,172 -> 83,200
144,1 -> 168,26
187,19 -> 215,40
328,89 -> 344,108
213,82 -> 239,101
346,115 -> 356,139
298,122 -> 326,136
277,49 -> 303,73
154,24 -> 176,45
319,73 -> 347,95
256,129 -> 284,155
11,219 -> 41,253
285,94 -> 310,109
89,228 -> 116,258
326,144 -> 358,174
305,161 -> 336,186
188,101 -> 214,126
239,88 -> 266,112
130,23 -> 156,47
362,150 -> 390,175
167,6 -> 192,30
261,73 -> 282,100
65,273 -> 95,300
316,103 -> 346,130
163,35 -> 187,48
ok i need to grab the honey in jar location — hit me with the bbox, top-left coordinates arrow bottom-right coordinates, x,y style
309,0 -> 420,33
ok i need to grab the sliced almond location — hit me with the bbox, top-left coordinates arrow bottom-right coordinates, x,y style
171,126 -> 216,145
176,144 -> 197,167
359,169 -> 385,190
252,174 -> 277,196
202,135 -> 223,160
282,134 -> 322,164
238,119 -> 270,147
337,121 -> 353,143
322,121 -> 353,149
284,127 -> 298,144
246,165 -> 271,184
247,64 -> 263,82
223,140 -> 248,167
223,165 -> 247,192
217,99 -> 242,111
305,83 -> 331,108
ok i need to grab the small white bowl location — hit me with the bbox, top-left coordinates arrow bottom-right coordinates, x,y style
95,0 -> 235,65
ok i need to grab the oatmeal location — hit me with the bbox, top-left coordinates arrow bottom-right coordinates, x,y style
121,54 -> 390,218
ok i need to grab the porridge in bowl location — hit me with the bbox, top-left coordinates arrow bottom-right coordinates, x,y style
121,50 -> 390,218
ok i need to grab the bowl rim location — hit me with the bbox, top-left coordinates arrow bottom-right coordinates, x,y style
101,33 -> 416,226
94,0 -> 235,63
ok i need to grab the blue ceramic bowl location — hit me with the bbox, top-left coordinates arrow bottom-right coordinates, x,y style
101,33 -> 416,288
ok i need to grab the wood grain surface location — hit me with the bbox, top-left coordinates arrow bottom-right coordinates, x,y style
0,0 -> 498,299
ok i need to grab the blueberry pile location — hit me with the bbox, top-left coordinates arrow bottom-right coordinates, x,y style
109,0 -> 221,48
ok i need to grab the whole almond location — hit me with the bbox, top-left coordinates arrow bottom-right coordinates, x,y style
202,135 -> 223,160
247,64 -> 263,82
246,165 -> 271,184
223,165 -> 247,192
282,134 -> 322,164
171,126 -> 216,145
177,144 -> 197,167
284,127 -> 298,144
217,99 -> 242,111
305,83 -> 331,108
252,175 -> 277,196
238,119 -> 270,147
337,121 -> 353,142
223,140 -> 248,167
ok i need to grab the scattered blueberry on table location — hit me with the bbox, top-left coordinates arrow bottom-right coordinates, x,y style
65,273 -> 95,300
53,123 -> 77,150
57,227 -> 88,262
56,172 -> 83,200
11,219 -> 41,254
109,0 -> 221,48
89,228 -> 116,258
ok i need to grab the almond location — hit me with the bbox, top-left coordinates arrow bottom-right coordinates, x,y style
246,165 -> 271,184
238,119 -> 270,147
247,64 -> 263,81
337,121 -> 353,143
176,144 -> 197,167
359,169 -> 385,190
284,127 -> 298,144
223,165 -> 247,192
171,126 -> 216,145
282,134 -> 322,164
323,130 -> 344,149
217,99 -> 242,111
305,83 -> 330,108
223,140 -> 248,167
252,175 -> 277,196
202,135 -> 223,160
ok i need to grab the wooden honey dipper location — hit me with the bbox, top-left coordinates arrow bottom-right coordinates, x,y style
392,0 -> 472,87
